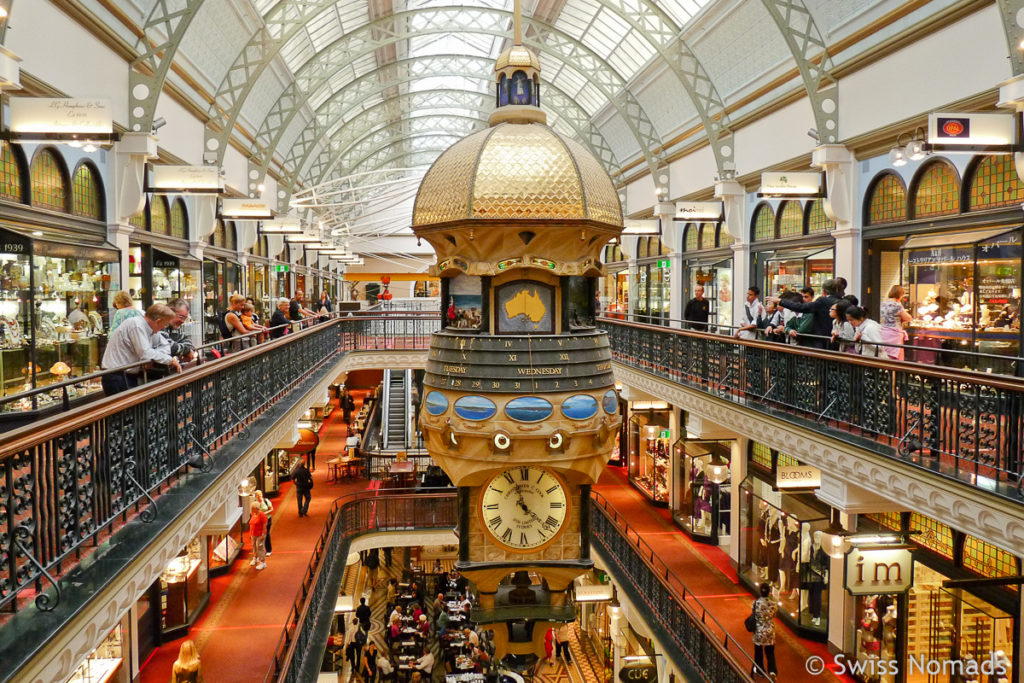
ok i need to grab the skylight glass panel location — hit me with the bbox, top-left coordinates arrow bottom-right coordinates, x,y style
605,30 -> 656,78
656,0 -> 714,30
554,0 -> 599,35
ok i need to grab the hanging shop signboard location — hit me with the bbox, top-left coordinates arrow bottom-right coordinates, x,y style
844,547 -> 914,596
622,220 -> 659,235
287,428 -> 319,454
221,198 -> 274,219
148,165 -> 223,194
758,172 -> 823,198
775,465 -> 821,491
8,97 -> 113,138
926,112 -> 1019,153
573,584 -> 614,602
675,201 -> 724,221
619,662 -> 657,683
261,218 -> 303,234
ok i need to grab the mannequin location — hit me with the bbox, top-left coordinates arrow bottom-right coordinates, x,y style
881,604 -> 897,658
765,509 -> 782,587
804,530 -> 827,625
756,503 -> 770,580
858,607 -> 880,654
778,517 -> 799,599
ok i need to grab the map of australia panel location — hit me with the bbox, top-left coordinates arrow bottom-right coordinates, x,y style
497,282 -> 554,333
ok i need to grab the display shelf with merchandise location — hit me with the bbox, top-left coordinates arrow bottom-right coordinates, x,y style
673,438 -> 731,545
65,624 -> 124,683
628,412 -> 670,506
159,537 -> 209,638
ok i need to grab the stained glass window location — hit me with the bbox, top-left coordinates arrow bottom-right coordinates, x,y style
963,535 -> 1017,579
647,237 -> 663,257
752,203 -> 774,241
71,164 -> 102,219
867,174 -> 907,225
865,512 -> 902,531
807,199 -> 833,234
30,148 -> 67,211
210,220 -> 225,247
717,225 -> 734,247
150,196 -> 169,235
684,224 -> 698,251
697,223 -> 714,250
604,244 -> 624,262
0,142 -> 22,202
225,222 -> 236,250
777,201 -> 803,237
776,451 -> 799,468
913,162 -> 959,219
751,442 -> 772,470
129,209 -> 146,230
910,513 -> 954,559
968,155 -> 1024,211
170,199 -> 187,239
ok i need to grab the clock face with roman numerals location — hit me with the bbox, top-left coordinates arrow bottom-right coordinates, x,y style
480,466 -> 569,551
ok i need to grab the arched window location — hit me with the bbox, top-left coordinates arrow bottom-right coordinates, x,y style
698,223 -> 715,250
71,163 -> 103,219
912,160 -> 959,219
684,224 -> 698,251
777,201 -> 803,237
210,220 -> 225,247
967,155 -> 1024,211
647,236 -> 663,257
806,199 -> 833,234
0,141 -> 23,202
225,222 -> 236,250
752,203 -> 775,241
636,237 -> 648,257
170,198 -> 187,239
603,243 -> 623,262
150,196 -> 169,235
30,148 -> 67,211
129,209 -> 146,230
866,173 -> 907,225
717,225 -> 734,247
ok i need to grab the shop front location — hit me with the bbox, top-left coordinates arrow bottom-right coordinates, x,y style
679,222 -> 734,330
738,443 -> 831,639
202,257 -> 225,343
153,534 -> 210,641
573,572 -> 615,683
757,246 -> 835,297
748,200 -> 836,298
841,512 -> 1019,683
601,243 -> 628,319
66,621 -> 129,683
0,226 -> 118,417
673,437 -> 732,545
627,403 -> 670,506
202,501 -> 244,576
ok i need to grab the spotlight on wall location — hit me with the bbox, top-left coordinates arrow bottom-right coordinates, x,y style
807,128 -> 819,142
152,117 -> 167,132
888,129 -> 928,168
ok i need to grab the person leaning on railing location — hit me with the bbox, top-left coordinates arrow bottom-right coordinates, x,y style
269,297 -> 291,339
149,298 -> 197,379
100,304 -> 181,396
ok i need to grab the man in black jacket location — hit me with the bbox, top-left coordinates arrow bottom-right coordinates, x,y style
770,280 -> 840,348
149,298 -> 197,378
683,286 -> 711,330
293,461 -> 314,516
269,298 -> 291,339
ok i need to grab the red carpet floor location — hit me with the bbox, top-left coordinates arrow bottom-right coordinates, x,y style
595,466 -> 853,682
140,392 -> 373,683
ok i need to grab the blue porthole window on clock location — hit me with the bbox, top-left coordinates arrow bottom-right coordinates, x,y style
603,390 -> 618,414
504,396 -> 553,422
424,391 -> 449,416
453,395 -> 496,421
561,395 -> 598,420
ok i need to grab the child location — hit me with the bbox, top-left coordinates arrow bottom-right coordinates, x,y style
241,303 -> 267,344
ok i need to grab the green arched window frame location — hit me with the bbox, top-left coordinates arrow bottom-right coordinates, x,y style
911,160 -> 960,219
0,141 -> 24,203
717,225 -> 734,247
966,155 -> 1024,211
752,203 -> 775,241
805,199 -> 833,234
865,172 -> 907,225
150,195 -> 169,235
30,147 -> 68,212
170,198 -> 188,239
129,208 -> 147,230
777,201 -> 803,238
71,162 -> 103,220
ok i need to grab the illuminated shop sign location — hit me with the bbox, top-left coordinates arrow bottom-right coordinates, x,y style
926,112 -> 1019,153
775,465 -> 821,491
148,165 -> 223,194
758,172 -> 823,198
675,201 -> 724,221
221,198 -> 274,219
9,97 -> 112,136
844,547 -> 914,596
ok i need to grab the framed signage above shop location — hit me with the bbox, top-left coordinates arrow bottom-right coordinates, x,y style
221,198 -> 273,219
622,219 -> 659,235
147,164 -> 223,194
844,546 -> 914,595
6,97 -> 116,144
675,201 -> 723,221
758,171 -> 824,198
775,465 -> 821,492
926,111 -> 1019,154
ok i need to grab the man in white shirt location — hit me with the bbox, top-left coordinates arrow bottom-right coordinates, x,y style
735,286 -> 766,340
413,648 -> 435,674
846,306 -> 887,358
464,627 -> 480,647
100,304 -> 180,395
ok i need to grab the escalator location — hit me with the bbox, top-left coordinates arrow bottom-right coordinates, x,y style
381,369 -> 413,450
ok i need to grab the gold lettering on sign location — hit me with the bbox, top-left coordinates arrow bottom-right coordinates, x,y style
516,367 -> 563,376
559,353 -> 569,361
505,341 -> 513,348
508,354 -> 517,362
444,365 -> 468,374
595,362 -> 611,371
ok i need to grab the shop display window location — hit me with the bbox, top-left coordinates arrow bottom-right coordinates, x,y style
913,161 -> 959,219
627,410 -> 669,506
867,173 -> 907,225
851,594 -> 899,683
414,280 -> 440,297
160,536 -> 209,635
764,247 -> 834,297
65,623 -> 125,683
203,259 -> 225,343
902,227 -> 1021,370
739,476 -> 829,634
0,231 -> 117,411
685,258 -> 732,330
674,438 -> 731,544
207,516 -> 243,572
603,268 -> 628,319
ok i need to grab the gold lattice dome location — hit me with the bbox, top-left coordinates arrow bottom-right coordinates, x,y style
412,123 -> 622,228
496,44 -> 541,71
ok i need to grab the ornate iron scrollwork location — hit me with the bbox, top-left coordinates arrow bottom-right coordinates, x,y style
12,524 -> 60,611
122,460 -> 158,524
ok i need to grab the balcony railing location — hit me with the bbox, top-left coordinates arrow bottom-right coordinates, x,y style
267,489 -> 459,683
598,317 -> 1024,502
0,314 -> 436,680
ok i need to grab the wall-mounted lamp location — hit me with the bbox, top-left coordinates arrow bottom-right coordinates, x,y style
888,129 -> 929,168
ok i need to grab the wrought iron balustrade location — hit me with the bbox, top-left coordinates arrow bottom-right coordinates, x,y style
267,489 -> 458,683
0,314 -> 437,629
598,317 -> 1024,502
590,491 -> 757,682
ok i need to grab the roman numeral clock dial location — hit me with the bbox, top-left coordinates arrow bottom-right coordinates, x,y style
480,466 -> 569,551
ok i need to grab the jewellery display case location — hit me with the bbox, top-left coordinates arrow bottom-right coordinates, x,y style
902,227 -> 1022,371
206,507 -> 243,575
0,226 -> 118,414
64,624 -> 125,683
627,410 -> 670,506
763,246 -> 834,296
159,536 -> 209,638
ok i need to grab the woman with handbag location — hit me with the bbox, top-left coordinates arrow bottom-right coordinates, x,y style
749,582 -> 778,679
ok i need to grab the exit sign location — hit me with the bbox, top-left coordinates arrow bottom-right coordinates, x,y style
657,259 -> 669,268
275,265 -> 289,272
